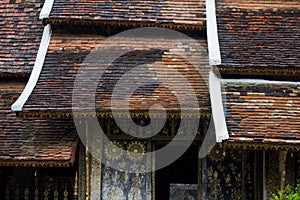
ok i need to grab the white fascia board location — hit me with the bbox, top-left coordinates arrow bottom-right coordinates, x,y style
12,24 -> 52,112
40,0 -> 55,19
206,0 -> 221,65
222,78 -> 300,85
209,71 -> 229,142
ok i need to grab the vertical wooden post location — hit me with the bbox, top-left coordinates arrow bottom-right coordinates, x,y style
90,124 -> 103,200
90,157 -> 102,199
263,151 -> 266,200
198,158 -> 203,200
254,152 -> 258,200
152,144 -> 156,200
242,151 -> 246,200
201,157 -> 207,199
279,151 -> 287,190
78,142 -> 86,200
86,118 -> 90,200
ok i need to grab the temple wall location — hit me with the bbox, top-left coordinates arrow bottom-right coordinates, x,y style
205,146 -> 257,200
88,139 -> 152,200
206,147 -> 300,200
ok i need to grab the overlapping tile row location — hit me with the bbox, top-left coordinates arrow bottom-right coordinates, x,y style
48,0 -> 205,29
0,86 -> 77,167
0,0 -> 44,76
216,0 -> 300,69
22,26 -> 211,117
223,81 -> 300,145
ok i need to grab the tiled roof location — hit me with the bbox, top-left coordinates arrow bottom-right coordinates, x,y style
0,0 -> 44,76
0,85 -> 77,167
47,0 -> 206,30
223,80 -> 300,147
21,26 -> 211,118
216,0 -> 300,69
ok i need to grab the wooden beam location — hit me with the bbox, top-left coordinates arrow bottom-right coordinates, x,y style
279,151 -> 287,190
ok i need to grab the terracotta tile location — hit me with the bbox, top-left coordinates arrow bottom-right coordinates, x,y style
0,89 -> 77,164
23,26 -> 211,115
223,81 -> 300,144
0,1 -> 44,75
48,0 -> 205,28
216,0 -> 299,69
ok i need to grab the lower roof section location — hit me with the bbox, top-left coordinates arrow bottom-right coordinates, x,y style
223,79 -> 300,148
0,86 -> 77,167
19,26 -> 211,118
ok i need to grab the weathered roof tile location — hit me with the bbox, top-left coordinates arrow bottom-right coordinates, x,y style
21,26 -> 211,117
216,0 -> 300,70
223,80 -> 300,147
0,0 -> 44,76
47,0 -> 206,29
0,85 -> 77,167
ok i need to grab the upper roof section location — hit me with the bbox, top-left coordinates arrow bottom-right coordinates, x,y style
0,0 -> 44,77
45,0 -> 206,30
216,0 -> 300,75
16,26 -> 211,118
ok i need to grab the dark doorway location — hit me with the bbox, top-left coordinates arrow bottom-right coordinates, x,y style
155,144 -> 199,200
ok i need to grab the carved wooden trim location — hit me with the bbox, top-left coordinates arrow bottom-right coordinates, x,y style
44,18 -> 205,31
221,141 -> 300,151
218,66 -> 300,77
0,160 -> 71,167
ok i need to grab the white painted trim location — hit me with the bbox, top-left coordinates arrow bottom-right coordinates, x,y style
40,0 -> 55,19
12,25 -> 52,112
222,78 -> 300,85
209,71 -> 229,142
206,0 -> 221,65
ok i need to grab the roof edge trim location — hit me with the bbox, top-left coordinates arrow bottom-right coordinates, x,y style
40,0 -> 55,19
222,78 -> 300,85
12,25 -> 52,112
44,18 -> 205,30
206,0 -> 221,65
209,71 -> 228,142
0,160 -> 71,167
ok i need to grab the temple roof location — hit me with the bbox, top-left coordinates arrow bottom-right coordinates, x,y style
0,0 -> 44,77
0,85 -> 77,167
216,0 -> 300,74
18,26 -> 211,118
46,0 -> 206,30
222,80 -> 300,150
